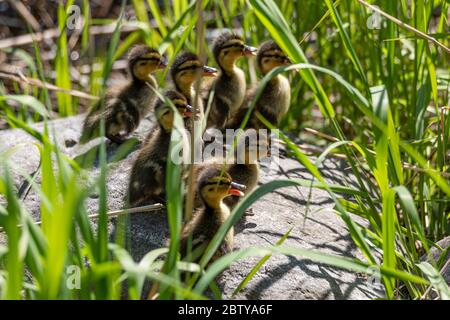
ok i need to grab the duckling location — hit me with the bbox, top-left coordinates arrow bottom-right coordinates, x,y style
170,52 -> 217,123
127,90 -> 193,207
80,45 -> 167,144
205,32 -> 257,130
190,130 -> 268,209
227,40 -> 291,130
180,167 -> 246,261
224,131 -> 269,210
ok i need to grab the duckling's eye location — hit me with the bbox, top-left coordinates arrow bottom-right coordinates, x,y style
208,187 -> 214,192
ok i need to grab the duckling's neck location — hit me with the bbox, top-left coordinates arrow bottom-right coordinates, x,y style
158,123 -> 173,135
205,197 -> 227,211
176,82 -> 195,103
204,200 -> 230,222
132,73 -> 157,86
219,61 -> 238,76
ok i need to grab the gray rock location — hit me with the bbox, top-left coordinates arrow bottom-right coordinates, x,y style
0,115 -> 383,299
422,236 -> 450,285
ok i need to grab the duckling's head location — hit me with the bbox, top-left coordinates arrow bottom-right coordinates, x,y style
257,40 -> 291,75
198,167 -> 246,208
170,52 -> 217,91
212,32 -> 257,71
236,131 -> 270,164
128,45 -> 167,81
155,90 -> 193,131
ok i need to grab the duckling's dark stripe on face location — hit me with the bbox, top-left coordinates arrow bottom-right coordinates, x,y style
138,57 -> 161,62
172,99 -> 187,106
262,54 -> 285,58
221,41 -> 245,50
261,49 -> 287,59
261,53 -> 290,64
161,109 -> 171,116
177,61 -> 201,72
205,179 -> 231,186
177,65 -> 200,72
141,52 -> 161,59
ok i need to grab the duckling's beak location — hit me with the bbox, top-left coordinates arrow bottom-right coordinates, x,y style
202,66 -> 218,77
158,59 -> 168,70
229,181 -> 246,197
243,45 -> 257,56
183,104 -> 193,118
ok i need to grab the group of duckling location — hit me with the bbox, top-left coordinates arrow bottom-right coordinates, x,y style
79,31 -> 292,261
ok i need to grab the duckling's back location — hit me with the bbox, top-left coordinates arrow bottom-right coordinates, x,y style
80,77 -> 157,144
180,205 -> 233,260
206,68 -> 247,129
127,126 -> 170,206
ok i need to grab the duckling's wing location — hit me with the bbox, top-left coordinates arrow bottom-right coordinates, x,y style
80,78 -> 137,144
80,99 -> 104,143
142,123 -> 159,145
80,96 -> 123,144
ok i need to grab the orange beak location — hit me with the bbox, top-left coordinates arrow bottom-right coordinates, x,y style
228,181 -> 246,197
182,104 -> 193,118
243,45 -> 257,56
158,58 -> 168,69
202,65 -> 218,77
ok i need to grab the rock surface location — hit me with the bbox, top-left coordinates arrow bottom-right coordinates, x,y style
0,115 -> 384,299
422,236 -> 450,286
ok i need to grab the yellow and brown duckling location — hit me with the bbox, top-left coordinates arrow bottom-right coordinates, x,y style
227,40 -> 291,130
224,131 -> 269,210
170,52 -> 217,122
191,131 -> 268,210
180,167 -> 246,261
205,32 -> 257,130
80,45 -> 167,144
126,90 -> 193,207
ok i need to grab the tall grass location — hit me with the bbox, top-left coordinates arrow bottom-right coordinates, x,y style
0,0 -> 449,300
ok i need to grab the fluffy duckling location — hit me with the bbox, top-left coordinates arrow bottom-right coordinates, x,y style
80,45 -> 167,144
170,52 -> 217,122
127,90 -> 193,207
227,40 -> 291,130
191,131 -> 268,210
180,167 -> 246,261
205,32 -> 257,130
224,131 -> 269,209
